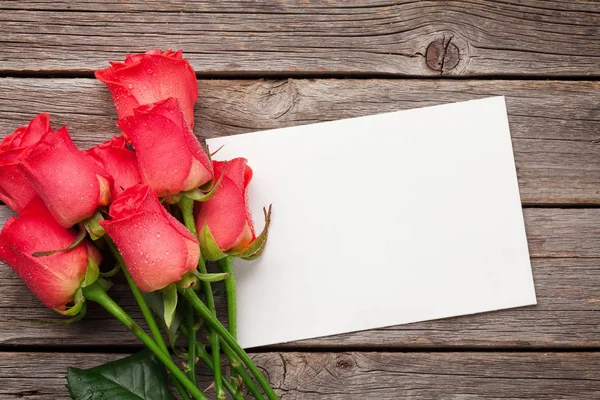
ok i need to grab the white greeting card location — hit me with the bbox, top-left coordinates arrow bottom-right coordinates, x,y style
207,96 -> 536,349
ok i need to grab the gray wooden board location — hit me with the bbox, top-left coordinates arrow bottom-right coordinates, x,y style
0,351 -> 599,399
0,207 -> 598,349
0,1 -> 599,76
0,78 -> 598,205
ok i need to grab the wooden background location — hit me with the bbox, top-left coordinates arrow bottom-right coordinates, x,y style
0,1 -> 599,398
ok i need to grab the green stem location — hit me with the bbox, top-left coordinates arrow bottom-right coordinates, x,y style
220,339 -> 264,400
218,256 -> 241,395
178,197 -> 225,400
186,302 -> 197,386
182,289 -> 279,400
178,196 -> 198,238
180,325 -> 244,400
218,256 -> 237,339
106,238 -> 192,400
82,282 -> 207,400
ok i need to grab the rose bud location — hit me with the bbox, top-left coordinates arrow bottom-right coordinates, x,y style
196,158 -> 271,261
0,198 -> 101,311
86,136 -> 142,198
95,50 -> 198,128
0,113 -> 52,213
117,98 -> 213,198
100,184 -> 200,292
17,126 -> 111,227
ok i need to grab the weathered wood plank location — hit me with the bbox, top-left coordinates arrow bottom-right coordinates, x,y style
0,78 -> 598,205
1,351 -> 599,399
0,1 -> 599,76
1,207 -> 599,348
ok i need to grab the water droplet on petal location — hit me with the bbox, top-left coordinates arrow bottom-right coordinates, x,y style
127,83 -> 134,89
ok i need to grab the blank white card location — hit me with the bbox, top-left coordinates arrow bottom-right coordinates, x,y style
207,96 -> 537,349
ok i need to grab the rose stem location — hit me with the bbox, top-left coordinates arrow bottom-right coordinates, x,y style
186,302 -> 198,386
82,281 -> 207,400
182,288 -> 279,400
217,256 -> 237,339
178,197 -> 225,400
106,237 -> 192,400
180,325 -> 248,400
220,338 -> 264,400
217,256 -> 241,394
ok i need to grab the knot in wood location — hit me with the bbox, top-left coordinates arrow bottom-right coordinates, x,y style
426,37 -> 460,73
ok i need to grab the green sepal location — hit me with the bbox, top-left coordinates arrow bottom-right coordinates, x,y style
228,204 -> 272,260
142,292 -> 182,349
54,298 -> 85,317
176,271 -> 197,289
53,301 -> 87,323
32,223 -> 87,257
183,163 -> 225,202
209,144 -> 224,158
199,223 -> 227,261
162,283 -> 178,329
100,262 -> 121,278
81,257 -> 100,288
163,192 -> 182,205
54,288 -> 87,320
83,211 -> 106,240
191,270 -> 229,283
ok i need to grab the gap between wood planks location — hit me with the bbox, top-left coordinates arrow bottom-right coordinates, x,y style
2,71 -> 600,81
1,345 -> 599,354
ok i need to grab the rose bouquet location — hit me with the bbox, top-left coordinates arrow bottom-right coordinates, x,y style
0,50 -> 276,399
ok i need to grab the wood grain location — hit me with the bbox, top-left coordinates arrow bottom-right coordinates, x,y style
1,351 -> 599,399
0,1 -> 599,76
0,78 -> 598,205
1,206 -> 598,348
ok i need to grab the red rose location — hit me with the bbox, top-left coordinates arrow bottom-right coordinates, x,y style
0,199 -> 101,310
87,136 -> 142,198
117,98 -> 213,197
0,114 -> 51,213
100,184 -> 200,292
196,158 -> 255,252
17,126 -> 111,227
95,50 -> 198,128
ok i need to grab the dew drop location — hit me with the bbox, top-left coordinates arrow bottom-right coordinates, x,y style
156,233 -> 161,238
127,83 -> 134,89
147,68 -> 153,74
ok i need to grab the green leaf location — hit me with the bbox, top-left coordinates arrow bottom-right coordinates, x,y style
66,349 -> 175,400
162,284 -> 178,329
